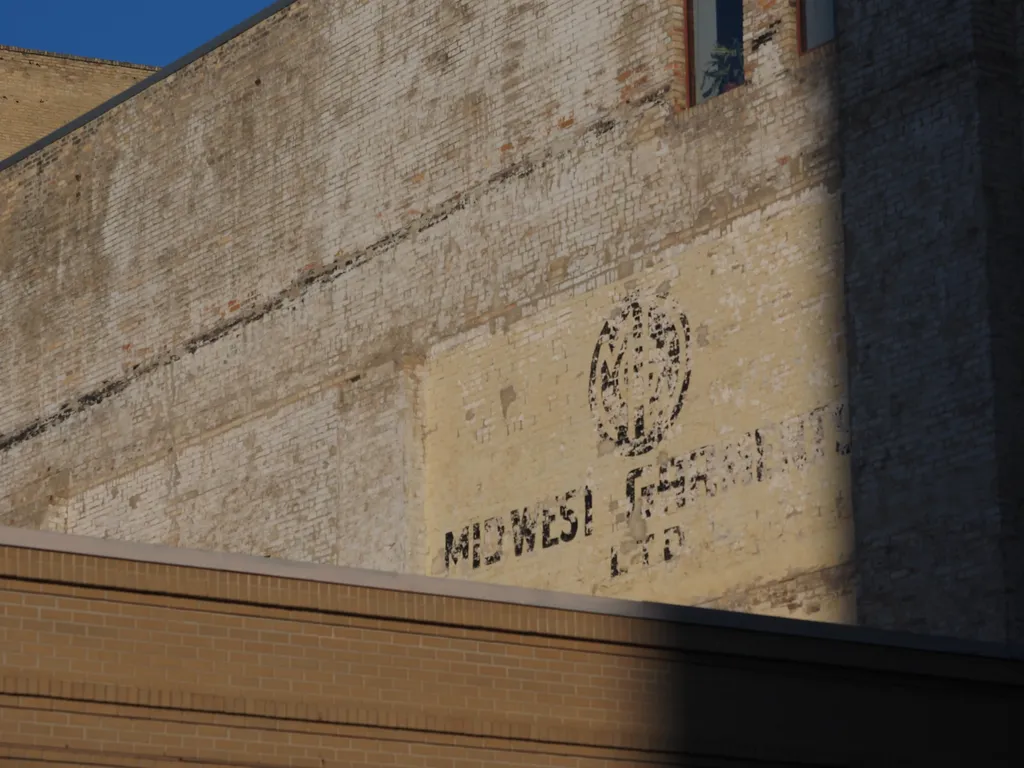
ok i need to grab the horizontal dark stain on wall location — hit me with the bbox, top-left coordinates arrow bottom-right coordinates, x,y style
0,93 -> 669,456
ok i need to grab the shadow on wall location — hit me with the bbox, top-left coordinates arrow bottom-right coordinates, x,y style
665,0 -> 1024,763
830,0 -> 1024,644
657,619 -> 1020,765
693,0 -> 1021,644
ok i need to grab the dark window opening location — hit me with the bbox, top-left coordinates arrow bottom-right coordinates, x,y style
689,0 -> 745,105
800,0 -> 836,52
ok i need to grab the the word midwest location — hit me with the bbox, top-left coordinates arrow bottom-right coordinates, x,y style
444,487 -> 593,572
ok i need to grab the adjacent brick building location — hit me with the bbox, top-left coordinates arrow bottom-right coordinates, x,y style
0,45 -> 155,160
1,524 -> 1021,767
0,0 -> 1021,644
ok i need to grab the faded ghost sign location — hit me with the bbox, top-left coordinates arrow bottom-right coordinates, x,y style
441,285 -> 849,582
610,400 -> 850,578
589,289 -> 691,456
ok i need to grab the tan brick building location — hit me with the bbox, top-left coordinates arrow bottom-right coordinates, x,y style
0,46 -> 156,160
1,524 -> 1020,767
0,0 -> 1021,645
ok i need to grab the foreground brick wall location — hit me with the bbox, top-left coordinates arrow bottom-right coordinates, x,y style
1,527 -> 1021,767
0,46 -> 155,160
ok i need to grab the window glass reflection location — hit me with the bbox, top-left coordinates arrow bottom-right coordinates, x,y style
802,0 -> 836,51
691,0 -> 744,105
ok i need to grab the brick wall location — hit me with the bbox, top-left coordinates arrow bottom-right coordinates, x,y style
0,0 -> 855,628
1,0 -> 1019,643
0,46 -> 155,160
1,526 -> 1020,766
834,0 -> 1024,642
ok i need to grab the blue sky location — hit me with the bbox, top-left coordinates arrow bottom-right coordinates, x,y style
1,0 -> 278,67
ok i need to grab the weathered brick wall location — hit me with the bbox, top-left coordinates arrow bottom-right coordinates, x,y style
2,1 -> 848,626
834,0 -> 1024,642
0,46 -> 155,160
1,528 -> 1020,767
980,0 -> 1024,644
1004,0 -> 1024,645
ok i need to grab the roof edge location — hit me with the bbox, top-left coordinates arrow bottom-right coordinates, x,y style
3,523 -> 1022,663
0,44 -> 159,71
0,0 -> 299,173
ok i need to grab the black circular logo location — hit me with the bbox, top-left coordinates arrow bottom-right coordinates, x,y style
588,291 -> 691,456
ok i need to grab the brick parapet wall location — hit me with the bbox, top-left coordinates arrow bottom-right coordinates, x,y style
1,527 -> 1022,766
0,45 -> 155,160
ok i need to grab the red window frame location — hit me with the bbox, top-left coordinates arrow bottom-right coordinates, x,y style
685,0 -> 697,106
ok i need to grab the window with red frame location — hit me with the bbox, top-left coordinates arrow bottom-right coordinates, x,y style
688,0 -> 744,105
800,0 -> 836,52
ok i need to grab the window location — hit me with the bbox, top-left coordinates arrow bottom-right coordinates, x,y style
800,0 -> 836,52
688,0 -> 745,105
